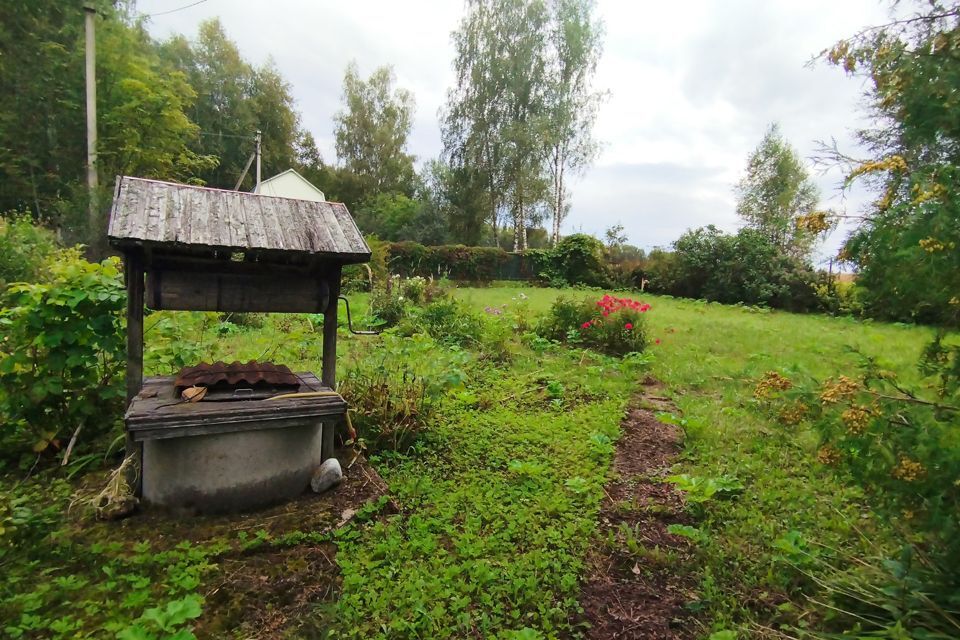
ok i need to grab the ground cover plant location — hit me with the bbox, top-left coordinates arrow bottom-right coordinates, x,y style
0,280 -> 953,639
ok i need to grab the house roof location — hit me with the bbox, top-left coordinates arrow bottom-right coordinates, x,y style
107,176 -> 370,263
253,168 -> 326,201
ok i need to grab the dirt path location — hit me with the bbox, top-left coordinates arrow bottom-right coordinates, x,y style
576,377 -> 700,639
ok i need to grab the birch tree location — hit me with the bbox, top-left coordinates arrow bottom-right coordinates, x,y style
443,0 -> 551,251
544,0 -> 604,246
334,62 -> 417,197
735,123 -> 821,259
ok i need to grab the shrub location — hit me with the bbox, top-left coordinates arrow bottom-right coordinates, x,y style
537,294 -> 649,356
0,213 -> 61,290
402,299 -> 486,348
339,334 -> 469,451
368,277 -> 408,328
533,234 -> 612,288
342,235 -> 388,293
387,242 -> 512,282
755,339 -> 960,636
645,226 -> 818,311
0,253 -> 126,460
814,276 -> 864,317
400,276 -> 428,304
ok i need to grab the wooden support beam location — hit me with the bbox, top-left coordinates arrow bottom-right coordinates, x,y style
124,252 -> 144,494
321,266 -> 342,390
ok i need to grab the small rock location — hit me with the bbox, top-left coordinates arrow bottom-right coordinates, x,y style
97,495 -> 138,521
311,458 -> 343,493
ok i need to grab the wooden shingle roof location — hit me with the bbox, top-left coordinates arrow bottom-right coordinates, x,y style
107,176 -> 370,263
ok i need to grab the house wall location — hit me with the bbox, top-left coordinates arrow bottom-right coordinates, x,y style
255,172 -> 326,202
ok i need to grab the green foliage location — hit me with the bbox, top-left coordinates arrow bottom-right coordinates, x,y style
734,123 -> 824,259
354,193 -> 422,242
0,213 -> 61,289
814,276 -> 864,317
823,2 -> 960,325
143,313 -> 210,374
334,62 -> 417,198
116,595 -> 203,640
536,233 -> 611,288
368,279 -> 409,328
666,474 -> 744,504
537,294 -> 649,356
1,469 -> 221,639
159,20 -> 302,192
342,235 -> 389,293
648,226 -> 819,311
401,299 -> 486,348
387,241 -> 512,281
757,347 -> 960,595
0,254 -> 125,459
338,334 -> 470,451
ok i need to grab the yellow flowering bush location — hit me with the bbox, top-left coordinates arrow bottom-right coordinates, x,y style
754,347 -> 960,571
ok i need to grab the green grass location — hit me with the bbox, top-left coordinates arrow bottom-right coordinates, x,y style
456,286 -> 936,633
0,284 -> 941,638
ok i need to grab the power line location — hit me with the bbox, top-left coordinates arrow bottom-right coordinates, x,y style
146,0 -> 211,17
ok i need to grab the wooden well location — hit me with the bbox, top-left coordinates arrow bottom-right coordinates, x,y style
108,176 -> 371,512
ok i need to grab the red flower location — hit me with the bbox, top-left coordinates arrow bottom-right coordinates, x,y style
655,338 -> 661,345
581,321 -> 591,329
624,322 -> 633,330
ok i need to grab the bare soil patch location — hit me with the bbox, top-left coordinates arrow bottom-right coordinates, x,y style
575,382 -> 700,639
74,452 -> 391,638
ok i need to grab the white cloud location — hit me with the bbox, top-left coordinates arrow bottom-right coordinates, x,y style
140,0 -> 891,264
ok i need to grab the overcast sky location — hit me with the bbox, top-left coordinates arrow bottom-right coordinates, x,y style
139,0 -> 893,264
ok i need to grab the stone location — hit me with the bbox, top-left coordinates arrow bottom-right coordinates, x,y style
310,458 -> 343,494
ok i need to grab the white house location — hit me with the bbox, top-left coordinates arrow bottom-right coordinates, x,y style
253,168 -> 326,202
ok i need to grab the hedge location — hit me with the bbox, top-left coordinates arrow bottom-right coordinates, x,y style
386,242 -> 516,282
383,237 -> 611,285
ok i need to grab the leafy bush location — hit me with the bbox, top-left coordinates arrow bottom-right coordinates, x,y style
646,226 -> 819,311
342,235 -> 389,293
0,254 -> 125,460
387,242 -> 512,281
368,277 -> 408,328
338,334 -> 469,451
401,299 -> 486,348
533,234 -> 612,288
755,339 -> 960,636
0,213 -> 61,290
400,276 -> 428,304
814,276 -> 864,317
537,294 -> 649,356
143,312 -> 209,374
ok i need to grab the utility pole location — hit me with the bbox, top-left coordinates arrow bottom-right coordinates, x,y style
83,2 -> 99,248
255,130 -> 262,189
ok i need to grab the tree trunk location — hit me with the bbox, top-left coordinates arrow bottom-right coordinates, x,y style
550,146 -> 565,246
513,199 -> 522,252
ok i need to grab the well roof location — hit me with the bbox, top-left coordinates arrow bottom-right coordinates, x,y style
107,176 -> 370,263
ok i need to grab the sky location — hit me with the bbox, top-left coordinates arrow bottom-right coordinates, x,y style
139,0 -> 895,265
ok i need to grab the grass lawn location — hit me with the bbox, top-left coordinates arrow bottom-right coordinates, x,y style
0,285 -> 937,639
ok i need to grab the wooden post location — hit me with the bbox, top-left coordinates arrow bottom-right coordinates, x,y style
321,267 -> 341,389
321,267 -> 341,461
125,252 -> 144,493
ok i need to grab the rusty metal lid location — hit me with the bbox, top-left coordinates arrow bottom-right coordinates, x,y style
174,361 -> 300,391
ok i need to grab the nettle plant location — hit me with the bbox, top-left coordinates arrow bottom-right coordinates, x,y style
537,294 -> 650,356
0,253 -> 126,459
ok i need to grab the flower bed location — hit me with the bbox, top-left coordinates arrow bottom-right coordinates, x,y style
537,294 -> 650,356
